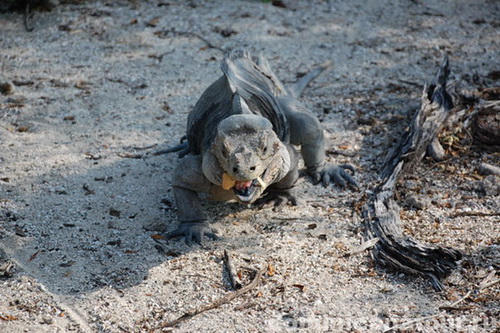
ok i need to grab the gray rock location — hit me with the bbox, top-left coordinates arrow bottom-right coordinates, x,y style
478,162 -> 500,176
479,175 -> 500,196
405,194 -> 431,210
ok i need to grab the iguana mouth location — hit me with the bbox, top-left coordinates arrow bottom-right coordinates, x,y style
233,178 -> 264,203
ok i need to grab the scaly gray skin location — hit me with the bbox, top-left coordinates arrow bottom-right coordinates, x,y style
168,49 -> 357,243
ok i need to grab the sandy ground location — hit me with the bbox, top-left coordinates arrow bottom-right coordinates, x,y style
0,0 -> 499,332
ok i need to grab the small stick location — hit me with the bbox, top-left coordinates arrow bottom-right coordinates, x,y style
450,212 -> 500,218
274,217 -> 301,221
157,29 -> 223,52
24,2 -> 34,32
175,31 -> 223,52
383,314 -> 442,333
480,278 -> 500,290
117,152 -> 143,159
241,266 -> 258,274
388,291 -> 473,331
450,291 -> 472,307
439,290 -> 472,311
223,250 -> 242,290
234,301 -> 256,311
347,238 -> 380,256
479,271 -> 499,290
398,78 -> 421,87
160,265 -> 266,328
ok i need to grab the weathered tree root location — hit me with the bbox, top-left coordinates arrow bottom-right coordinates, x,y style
363,57 -> 463,291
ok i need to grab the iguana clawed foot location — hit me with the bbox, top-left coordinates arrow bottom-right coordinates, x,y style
254,188 -> 303,210
310,164 -> 359,189
166,221 -> 220,244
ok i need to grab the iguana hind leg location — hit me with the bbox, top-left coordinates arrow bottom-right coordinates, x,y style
278,96 -> 359,189
256,55 -> 358,188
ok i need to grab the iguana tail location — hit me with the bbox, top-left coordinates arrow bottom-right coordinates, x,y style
256,54 -> 331,98
152,138 -> 190,158
288,61 -> 332,98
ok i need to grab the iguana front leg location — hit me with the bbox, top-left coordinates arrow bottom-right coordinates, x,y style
169,155 -> 219,243
279,96 -> 359,189
255,145 -> 303,209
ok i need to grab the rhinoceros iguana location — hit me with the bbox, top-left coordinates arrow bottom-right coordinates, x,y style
164,49 -> 357,243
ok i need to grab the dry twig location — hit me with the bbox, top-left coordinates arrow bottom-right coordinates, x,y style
160,265 -> 266,328
450,212 -> 500,218
385,291 -> 473,332
347,238 -> 380,256
383,313 -> 442,333
154,29 -> 223,52
24,2 -> 33,32
223,250 -> 242,290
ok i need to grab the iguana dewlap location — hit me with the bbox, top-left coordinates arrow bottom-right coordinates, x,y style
167,49 -> 357,243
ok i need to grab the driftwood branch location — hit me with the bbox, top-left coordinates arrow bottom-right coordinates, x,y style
363,57 -> 462,291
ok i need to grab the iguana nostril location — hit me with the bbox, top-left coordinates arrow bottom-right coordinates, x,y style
233,167 -> 238,173
250,166 -> 256,171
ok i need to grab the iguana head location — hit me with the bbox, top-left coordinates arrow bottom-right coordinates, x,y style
205,114 -> 290,204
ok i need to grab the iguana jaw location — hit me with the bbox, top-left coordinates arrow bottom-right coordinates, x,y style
233,178 -> 261,203
223,174 -> 266,204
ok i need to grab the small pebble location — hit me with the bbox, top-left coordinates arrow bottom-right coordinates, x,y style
109,208 -> 121,217
427,137 -> 445,161
0,82 -> 13,95
479,175 -> 499,196
40,315 -> 54,325
478,162 -> 500,176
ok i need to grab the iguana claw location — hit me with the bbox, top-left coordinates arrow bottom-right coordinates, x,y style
310,164 -> 359,189
166,221 -> 220,244
254,187 -> 302,210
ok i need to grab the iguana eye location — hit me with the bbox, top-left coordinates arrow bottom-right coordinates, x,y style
220,146 -> 228,158
260,135 -> 270,156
